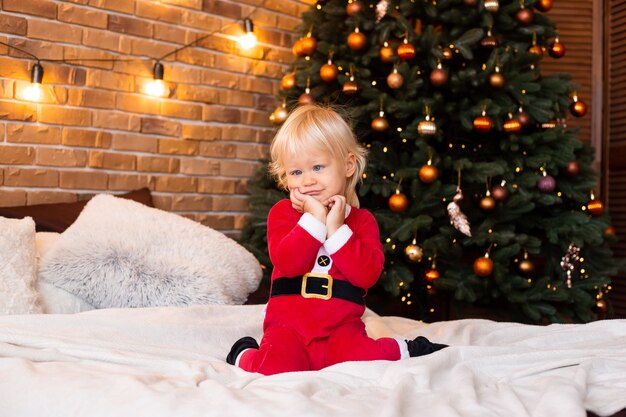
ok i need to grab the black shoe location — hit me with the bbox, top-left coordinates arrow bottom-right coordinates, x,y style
406,336 -> 448,357
226,336 -> 259,365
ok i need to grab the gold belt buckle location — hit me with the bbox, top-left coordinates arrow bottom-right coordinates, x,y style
301,272 -> 333,300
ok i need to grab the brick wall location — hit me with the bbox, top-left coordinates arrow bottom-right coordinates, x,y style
0,0 -> 309,236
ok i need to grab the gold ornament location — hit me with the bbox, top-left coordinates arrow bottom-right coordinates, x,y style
348,28 -> 367,51
528,32 -> 544,58
535,0 -> 553,12
343,77 -> 359,95
517,107 -> 531,127
371,115 -> 389,132
604,225 -> 616,237
346,0 -> 364,15
405,239 -> 423,263
298,93 -> 315,105
549,37 -> 565,58
387,68 -> 404,89
419,163 -> 438,183
473,254 -> 494,277
430,62 -> 448,87
484,0 -> 499,12
389,190 -> 409,213
271,103 -> 288,125
489,67 -> 506,88
518,250 -> 534,275
300,34 -> 317,56
570,94 -> 588,117
441,47 -> 453,60
503,114 -> 522,134
474,110 -> 494,133
480,195 -> 496,211
481,28 -> 498,49
491,182 -> 509,201
516,7 -> 534,25
379,42 -> 394,62
418,114 -> 437,136
397,38 -> 416,60
565,160 -> 580,176
425,268 -> 440,282
280,72 -> 296,90
587,198 -> 604,216
320,58 -> 338,82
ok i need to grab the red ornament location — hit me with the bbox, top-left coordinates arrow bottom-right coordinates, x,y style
346,0 -> 364,15
516,7 -> 534,25
549,38 -> 566,58
389,191 -> 409,213
565,160 -> 580,176
503,116 -> 522,134
535,0 -> 553,12
491,184 -> 509,201
430,66 -> 448,87
425,269 -> 440,282
473,256 -> 494,277
397,39 -> 416,60
474,114 -> 494,133
570,97 -> 588,117
587,199 -> 604,216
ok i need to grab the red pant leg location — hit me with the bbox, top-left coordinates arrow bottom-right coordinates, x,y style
325,318 -> 401,367
238,326 -> 310,375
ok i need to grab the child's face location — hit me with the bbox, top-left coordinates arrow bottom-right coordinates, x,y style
283,148 -> 356,206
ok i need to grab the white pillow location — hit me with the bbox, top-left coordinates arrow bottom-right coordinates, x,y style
35,232 -> 95,314
0,216 -> 43,314
39,195 -> 262,308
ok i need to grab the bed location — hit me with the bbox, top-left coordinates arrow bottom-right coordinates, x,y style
1,193 -> 625,417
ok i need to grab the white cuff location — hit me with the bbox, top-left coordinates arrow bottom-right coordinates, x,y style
298,212 -> 327,243
396,338 -> 410,360
324,224 -> 352,255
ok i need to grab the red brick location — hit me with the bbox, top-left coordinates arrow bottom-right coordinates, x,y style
0,144 -> 35,164
198,142 -> 236,158
88,151 -> 136,170
137,155 -> 180,173
60,171 -> 108,190
68,88 -> 116,109
176,84 -> 218,104
0,100 -> 37,122
160,0 -> 202,9
82,28 -> 132,54
86,69 -> 134,92
158,138 -> 199,155
26,191 -> 78,205
163,65 -> 202,84
219,160 -> 260,177
153,23 -> 189,45
141,117 -> 181,137
62,128 -> 112,148
112,133 -> 159,153
108,15 -> 153,38
173,48 -> 216,68
92,110 -> 141,132
221,125 -> 257,142
130,38 -> 174,59
179,159 -> 220,176
28,19 -> 83,45
58,4 -> 109,28
213,54 -> 252,75
169,194 -> 212,211
197,213 -> 235,231
39,105 -> 92,126
211,195 -> 249,212
0,189 -> 27,206
203,105 -> 241,123
0,56 -> 29,80
36,148 -> 88,167
180,10 -> 221,31
159,101 -> 203,120
136,1 -> 183,24
2,0 -> 57,18
107,173 -> 154,191
236,143 -> 268,160
116,93 -> 161,115
218,90 -> 255,107
40,65 -> 87,86
202,0 -> 242,18
154,175 -> 197,192
63,47 -> 115,70
197,178 -> 236,194
0,14 -> 27,36
4,168 -> 58,187
182,124 -> 221,141
89,0 -> 136,14
8,38 -> 64,61
6,124 -> 61,144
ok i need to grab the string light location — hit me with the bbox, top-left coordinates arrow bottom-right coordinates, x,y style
144,62 -> 169,97
238,18 -> 257,50
23,62 -> 44,102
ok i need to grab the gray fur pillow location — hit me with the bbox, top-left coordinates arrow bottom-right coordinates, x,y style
39,195 -> 262,308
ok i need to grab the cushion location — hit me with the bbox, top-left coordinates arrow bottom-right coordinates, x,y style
35,232 -> 95,314
0,188 -> 154,233
0,216 -> 43,314
39,195 -> 262,308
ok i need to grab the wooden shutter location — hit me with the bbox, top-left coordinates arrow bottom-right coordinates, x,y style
606,0 -> 626,318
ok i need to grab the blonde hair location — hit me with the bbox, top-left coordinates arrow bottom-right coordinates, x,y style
269,104 -> 368,207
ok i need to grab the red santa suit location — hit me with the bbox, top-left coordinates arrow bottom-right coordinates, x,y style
238,199 -> 408,375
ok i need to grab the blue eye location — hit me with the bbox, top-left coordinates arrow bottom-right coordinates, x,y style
313,165 -> 323,171
290,170 -> 302,176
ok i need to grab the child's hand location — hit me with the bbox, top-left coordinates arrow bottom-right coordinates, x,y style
290,188 -> 327,223
326,195 -> 346,237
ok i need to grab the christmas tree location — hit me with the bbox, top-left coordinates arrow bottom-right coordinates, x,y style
240,0 -> 622,323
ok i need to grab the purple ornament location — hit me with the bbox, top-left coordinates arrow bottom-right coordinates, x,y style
537,174 -> 556,193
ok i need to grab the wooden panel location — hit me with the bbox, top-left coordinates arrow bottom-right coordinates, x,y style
605,0 -> 626,318
541,0 -> 594,145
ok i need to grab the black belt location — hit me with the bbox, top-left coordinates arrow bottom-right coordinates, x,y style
270,273 -> 365,305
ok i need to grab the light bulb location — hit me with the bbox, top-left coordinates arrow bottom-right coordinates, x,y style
23,83 -> 42,102
239,18 -> 257,49
145,79 -> 167,97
